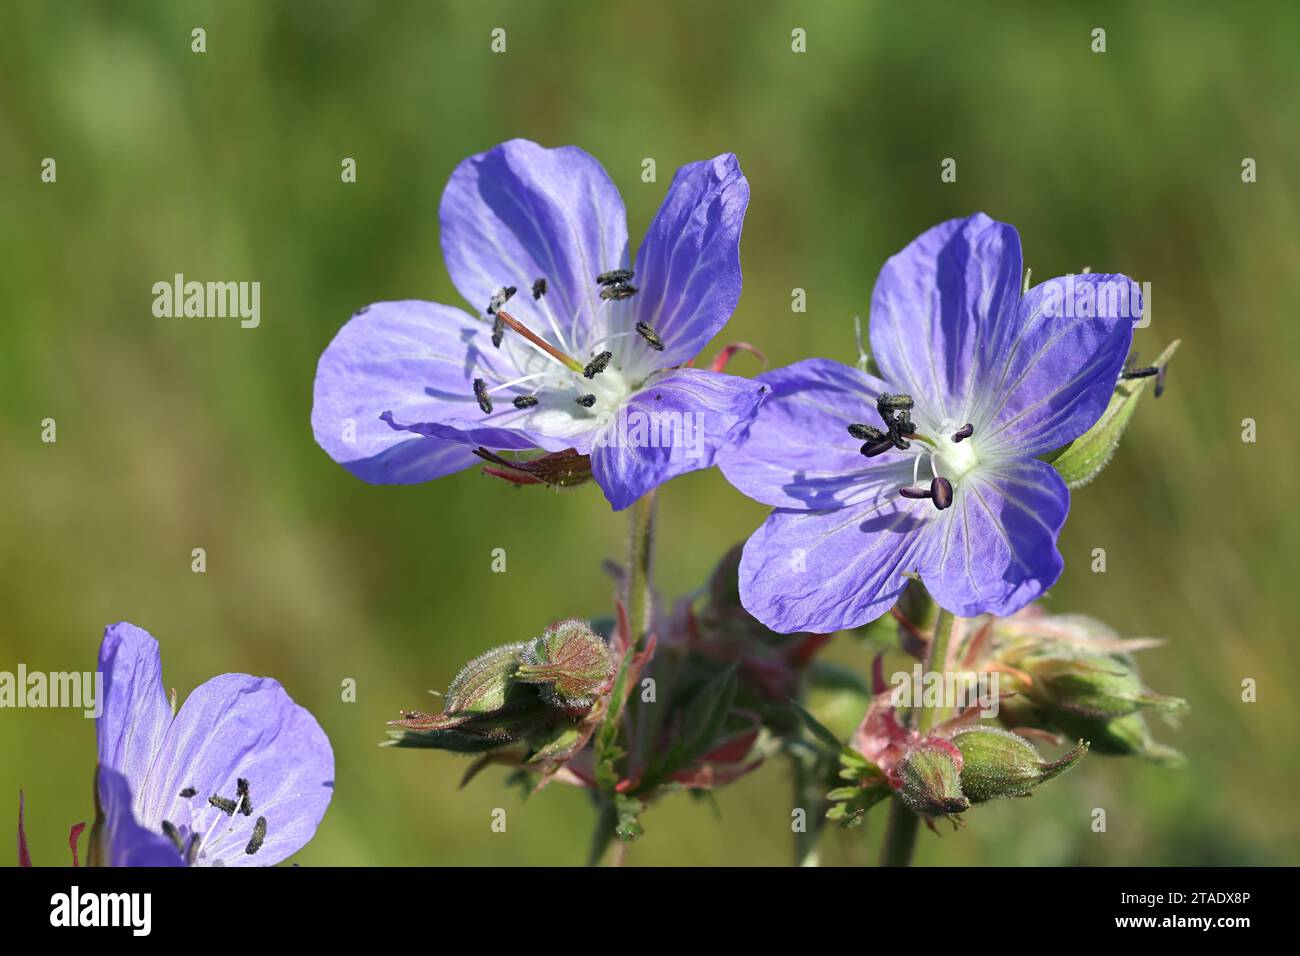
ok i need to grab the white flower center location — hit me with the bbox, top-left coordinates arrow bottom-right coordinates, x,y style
585,365 -> 633,409
935,432 -> 980,482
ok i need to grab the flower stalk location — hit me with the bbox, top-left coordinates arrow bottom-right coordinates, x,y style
625,490 -> 657,649
879,605 -> 956,866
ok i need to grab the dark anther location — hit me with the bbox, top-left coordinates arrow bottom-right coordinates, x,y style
874,392 -> 917,450
875,393 -> 914,417
860,436 -> 896,458
179,787 -> 197,799
899,486 -> 932,500
208,794 -> 237,816
931,476 -> 954,510
635,321 -> 665,351
1155,364 -> 1168,398
185,833 -> 201,866
486,285 -> 517,316
491,314 -> 505,348
584,350 -> 613,379
1121,366 -> 1158,380
532,278 -> 547,299
236,778 -> 253,816
848,423 -> 887,442
596,269 -> 634,286
575,393 -> 597,408
161,820 -> 184,853
951,423 -> 974,442
600,283 -> 637,301
473,378 -> 493,415
245,816 -> 267,856
512,394 -> 539,409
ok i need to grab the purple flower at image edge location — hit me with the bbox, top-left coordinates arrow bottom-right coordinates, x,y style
93,622 -> 334,866
312,138 -> 765,510
719,213 -> 1139,633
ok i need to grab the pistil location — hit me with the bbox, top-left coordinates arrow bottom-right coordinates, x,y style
494,309 -> 586,374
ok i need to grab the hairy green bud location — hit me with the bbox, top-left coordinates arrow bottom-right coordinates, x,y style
951,727 -> 1087,802
1048,711 -> 1185,766
1020,652 -> 1187,720
515,619 -> 613,711
895,740 -> 969,817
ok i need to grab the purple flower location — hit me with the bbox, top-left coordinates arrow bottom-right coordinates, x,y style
94,623 -> 334,866
719,214 -> 1139,633
312,138 -> 764,510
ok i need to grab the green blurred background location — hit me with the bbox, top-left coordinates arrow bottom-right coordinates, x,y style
3,0 -> 1297,866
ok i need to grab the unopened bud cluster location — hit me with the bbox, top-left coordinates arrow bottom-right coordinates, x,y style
386,619 -> 612,765
989,611 -> 1187,765
822,602 -> 1185,830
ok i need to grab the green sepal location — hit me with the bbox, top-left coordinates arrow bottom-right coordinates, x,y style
1043,339 -> 1179,488
636,663 -> 740,793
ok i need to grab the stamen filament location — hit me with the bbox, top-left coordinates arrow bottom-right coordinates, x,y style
487,372 -> 550,394
535,293 -> 575,357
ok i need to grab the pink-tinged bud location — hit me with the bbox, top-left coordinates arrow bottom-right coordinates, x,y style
894,738 -> 969,817
950,727 -> 1087,803
516,619 -> 613,711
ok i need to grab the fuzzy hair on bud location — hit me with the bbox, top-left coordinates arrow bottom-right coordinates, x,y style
894,739 -> 969,817
516,619 -> 613,712
950,727 -> 1087,803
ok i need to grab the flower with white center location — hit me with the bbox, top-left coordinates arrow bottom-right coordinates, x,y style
92,623 -> 333,866
312,138 -> 765,510
719,213 -> 1140,633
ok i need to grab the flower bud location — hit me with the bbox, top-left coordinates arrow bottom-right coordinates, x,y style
1028,653 -> 1186,719
386,630 -> 608,755
1048,711 -> 1185,766
515,619 -> 613,712
894,739 -> 969,816
411,642 -> 530,730
950,727 -> 1087,803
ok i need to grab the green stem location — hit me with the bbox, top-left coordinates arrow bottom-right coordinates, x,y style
878,605 -> 956,866
879,796 -> 919,867
624,490 -> 657,649
586,492 -> 658,866
587,796 -> 617,867
791,744 -> 828,867
916,607 -> 956,734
